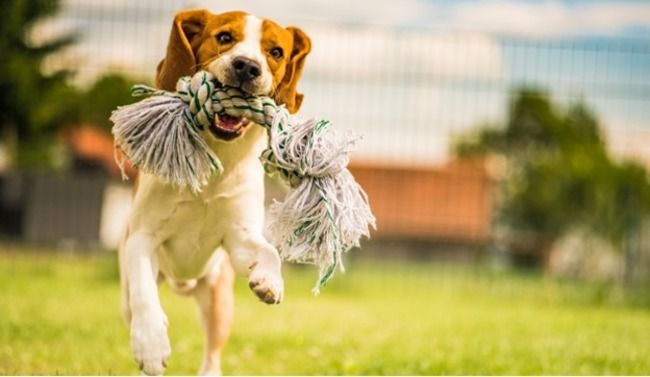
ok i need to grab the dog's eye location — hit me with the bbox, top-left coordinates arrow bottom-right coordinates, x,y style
216,32 -> 233,44
269,47 -> 284,59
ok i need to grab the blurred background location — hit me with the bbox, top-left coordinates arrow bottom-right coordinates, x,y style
1,0 -> 650,375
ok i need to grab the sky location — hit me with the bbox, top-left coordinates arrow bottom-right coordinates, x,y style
40,0 -> 650,165
187,0 -> 650,37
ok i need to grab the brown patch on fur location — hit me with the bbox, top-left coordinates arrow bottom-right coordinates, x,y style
195,11 -> 248,70
262,19 -> 311,113
156,10 -> 248,91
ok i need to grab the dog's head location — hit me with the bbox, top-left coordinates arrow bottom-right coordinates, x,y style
156,9 -> 311,140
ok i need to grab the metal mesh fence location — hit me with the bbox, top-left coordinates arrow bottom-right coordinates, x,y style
7,0 -> 650,280
45,1 -> 650,165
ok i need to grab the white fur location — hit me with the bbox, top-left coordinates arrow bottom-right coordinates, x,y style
207,15 -> 273,96
120,122 -> 283,376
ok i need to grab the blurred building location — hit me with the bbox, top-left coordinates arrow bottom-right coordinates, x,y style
0,126 -> 132,249
351,160 -> 493,243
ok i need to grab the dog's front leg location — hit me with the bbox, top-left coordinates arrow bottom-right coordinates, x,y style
123,232 -> 171,375
226,228 -> 283,304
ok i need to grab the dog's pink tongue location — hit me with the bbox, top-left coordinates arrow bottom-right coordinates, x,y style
217,114 -> 242,130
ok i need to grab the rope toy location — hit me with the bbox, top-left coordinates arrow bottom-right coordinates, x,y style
110,70 -> 375,292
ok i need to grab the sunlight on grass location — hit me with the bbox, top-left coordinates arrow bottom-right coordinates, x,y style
0,249 -> 649,375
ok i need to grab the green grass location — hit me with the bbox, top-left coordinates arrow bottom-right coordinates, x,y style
1,248 -> 649,375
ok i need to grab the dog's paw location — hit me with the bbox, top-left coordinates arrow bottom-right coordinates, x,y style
130,311 -> 171,376
248,266 -> 283,304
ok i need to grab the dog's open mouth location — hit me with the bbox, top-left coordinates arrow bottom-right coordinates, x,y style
207,80 -> 252,141
209,113 -> 251,141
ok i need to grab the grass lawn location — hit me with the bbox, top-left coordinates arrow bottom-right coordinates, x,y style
1,248 -> 649,375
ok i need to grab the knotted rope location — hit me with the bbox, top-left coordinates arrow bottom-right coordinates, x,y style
110,70 -> 375,291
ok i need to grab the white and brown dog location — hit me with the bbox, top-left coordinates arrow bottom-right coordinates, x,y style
118,9 -> 311,376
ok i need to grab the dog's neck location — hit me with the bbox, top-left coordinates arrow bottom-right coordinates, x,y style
189,122 -> 268,198
203,122 -> 267,170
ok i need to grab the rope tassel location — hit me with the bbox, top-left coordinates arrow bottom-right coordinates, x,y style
111,71 -> 376,291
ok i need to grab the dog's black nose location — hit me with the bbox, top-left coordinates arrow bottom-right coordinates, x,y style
232,56 -> 261,81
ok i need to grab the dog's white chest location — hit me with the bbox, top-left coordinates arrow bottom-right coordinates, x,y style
156,197 -> 226,280
146,175 -> 262,280
127,125 -> 268,281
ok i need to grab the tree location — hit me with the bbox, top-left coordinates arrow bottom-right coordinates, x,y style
78,74 -> 139,132
0,0 -> 77,169
455,89 -> 650,265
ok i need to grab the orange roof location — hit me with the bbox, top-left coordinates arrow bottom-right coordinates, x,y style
350,159 -> 494,243
63,124 -> 136,179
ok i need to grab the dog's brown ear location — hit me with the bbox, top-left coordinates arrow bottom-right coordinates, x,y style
156,9 -> 208,91
274,27 -> 311,114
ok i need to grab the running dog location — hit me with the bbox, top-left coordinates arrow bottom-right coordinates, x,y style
118,9 -> 311,375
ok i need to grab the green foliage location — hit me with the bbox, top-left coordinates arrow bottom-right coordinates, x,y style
455,89 -> 650,249
78,74 -> 140,132
0,0 -> 139,169
0,0 -> 77,169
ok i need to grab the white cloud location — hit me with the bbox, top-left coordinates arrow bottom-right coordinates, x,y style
306,26 -> 502,80
189,0 -> 650,37
190,0 -> 439,27
605,123 -> 650,168
449,1 -> 650,37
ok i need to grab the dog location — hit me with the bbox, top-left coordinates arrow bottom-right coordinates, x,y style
118,9 -> 311,375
